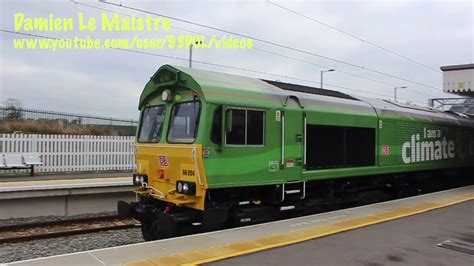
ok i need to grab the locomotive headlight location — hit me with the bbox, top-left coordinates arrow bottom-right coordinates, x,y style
182,183 -> 189,193
133,174 -> 140,185
176,181 -> 196,195
132,174 -> 148,186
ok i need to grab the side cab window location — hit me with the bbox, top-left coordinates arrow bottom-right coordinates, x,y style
226,109 -> 246,145
210,107 -> 222,144
210,107 -> 265,146
225,108 -> 265,146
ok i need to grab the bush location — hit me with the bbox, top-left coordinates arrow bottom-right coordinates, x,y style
0,120 -> 119,135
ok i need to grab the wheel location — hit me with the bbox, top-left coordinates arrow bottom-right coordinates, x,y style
140,212 -> 178,241
140,217 -> 160,241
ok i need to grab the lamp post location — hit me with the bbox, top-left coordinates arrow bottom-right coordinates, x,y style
189,45 -> 193,68
394,86 -> 407,102
320,69 -> 335,89
189,40 -> 203,68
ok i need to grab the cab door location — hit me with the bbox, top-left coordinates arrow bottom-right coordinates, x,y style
281,97 -> 304,182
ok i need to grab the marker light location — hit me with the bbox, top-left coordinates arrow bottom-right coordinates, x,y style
158,169 -> 165,179
161,89 -> 171,101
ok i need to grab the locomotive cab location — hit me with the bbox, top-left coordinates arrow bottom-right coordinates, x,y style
118,65 -> 228,240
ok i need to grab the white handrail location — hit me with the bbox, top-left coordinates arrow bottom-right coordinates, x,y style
281,113 -> 285,166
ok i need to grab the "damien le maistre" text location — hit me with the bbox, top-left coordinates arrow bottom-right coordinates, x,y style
14,13 -> 171,32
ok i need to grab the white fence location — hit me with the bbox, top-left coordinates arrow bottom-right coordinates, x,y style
0,134 -> 135,173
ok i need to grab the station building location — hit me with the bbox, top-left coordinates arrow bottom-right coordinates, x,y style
440,63 -> 473,97
429,63 -> 473,116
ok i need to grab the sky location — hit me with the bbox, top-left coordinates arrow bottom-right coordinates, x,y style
0,0 -> 472,120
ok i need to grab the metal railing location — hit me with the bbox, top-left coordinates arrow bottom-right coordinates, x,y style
0,106 -> 138,136
428,97 -> 474,116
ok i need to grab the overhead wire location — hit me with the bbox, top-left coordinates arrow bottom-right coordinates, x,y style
98,0 -> 444,93
0,28 -> 425,105
266,0 -> 441,73
254,48 -> 439,98
73,1 -> 440,99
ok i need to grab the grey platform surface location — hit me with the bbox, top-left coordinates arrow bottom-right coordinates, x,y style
209,200 -> 474,266
0,176 -> 133,193
8,186 -> 473,265
0,176 -> 134,219
0,172 -> 132,183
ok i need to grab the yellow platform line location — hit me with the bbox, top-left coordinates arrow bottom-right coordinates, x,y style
124,192 -> 474,266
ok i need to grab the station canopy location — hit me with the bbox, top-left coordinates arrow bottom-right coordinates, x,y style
440,63 -> 473,97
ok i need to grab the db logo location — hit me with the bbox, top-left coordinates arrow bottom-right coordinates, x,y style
381,145 -> 390,156
158,155 -> 169,168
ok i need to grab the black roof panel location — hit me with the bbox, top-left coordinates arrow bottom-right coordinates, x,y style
263,80 -> 359,101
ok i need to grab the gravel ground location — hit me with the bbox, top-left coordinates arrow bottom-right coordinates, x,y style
0,212 -> 145,263
0,212 -> 118,227
0,228 -> 144,263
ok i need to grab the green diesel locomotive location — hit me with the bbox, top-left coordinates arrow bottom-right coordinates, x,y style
118,65 -> 474,240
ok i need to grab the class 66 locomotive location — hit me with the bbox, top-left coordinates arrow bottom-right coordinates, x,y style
118,65 -> 474,241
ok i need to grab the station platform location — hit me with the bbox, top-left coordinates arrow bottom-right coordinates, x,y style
10,185 -> 473,266
0,176 -> 132,193
0,175 -> 134,219
0,171 -> 132,183
210,198 -> 473,266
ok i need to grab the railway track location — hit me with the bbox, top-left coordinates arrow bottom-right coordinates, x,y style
0,216 -> 140,244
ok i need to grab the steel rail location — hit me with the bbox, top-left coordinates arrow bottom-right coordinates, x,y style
0,216 -> 140,244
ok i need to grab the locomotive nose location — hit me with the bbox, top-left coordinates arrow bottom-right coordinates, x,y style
134,144 -> 207,208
